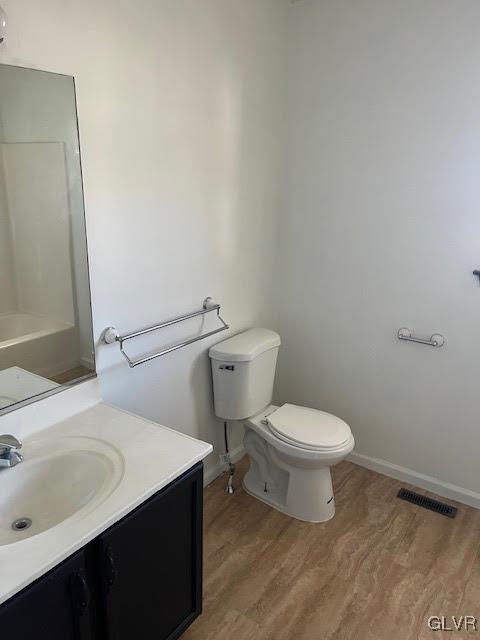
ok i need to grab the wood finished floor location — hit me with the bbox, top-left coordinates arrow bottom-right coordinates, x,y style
183,457 -> 480,640
49,366 -> 93,384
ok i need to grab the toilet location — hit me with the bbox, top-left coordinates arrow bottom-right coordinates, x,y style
209,328 -> 354,523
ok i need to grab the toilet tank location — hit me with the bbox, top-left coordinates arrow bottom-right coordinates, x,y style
209,328 -> 281,421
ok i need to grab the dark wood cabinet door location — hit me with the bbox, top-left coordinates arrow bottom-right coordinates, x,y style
0,550 -> 92,640
98,463 -> 203,640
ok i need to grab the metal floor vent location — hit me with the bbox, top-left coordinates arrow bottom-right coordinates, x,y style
397,488 -> 457,518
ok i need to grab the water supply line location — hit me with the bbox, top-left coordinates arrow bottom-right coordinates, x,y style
224,421 -> 235,494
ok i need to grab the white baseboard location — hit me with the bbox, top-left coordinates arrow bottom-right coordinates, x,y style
204,444 -> 246,488
349,451 -> 480,510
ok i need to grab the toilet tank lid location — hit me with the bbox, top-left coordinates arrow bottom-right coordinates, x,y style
209,328 -> 281,362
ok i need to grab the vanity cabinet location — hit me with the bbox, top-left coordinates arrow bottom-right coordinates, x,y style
0,550 -> 91,640
98,462 -> 203,640
0,463 -> 203,640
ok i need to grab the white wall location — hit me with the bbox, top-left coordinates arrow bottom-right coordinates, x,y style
0,0 -> 287,477
5,0 -> 479,502
275,0 -> 480,498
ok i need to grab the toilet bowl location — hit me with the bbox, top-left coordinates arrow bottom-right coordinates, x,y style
209,328 -> 354,523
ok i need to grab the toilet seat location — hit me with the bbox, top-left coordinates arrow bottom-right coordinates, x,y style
266,403 -> 352,452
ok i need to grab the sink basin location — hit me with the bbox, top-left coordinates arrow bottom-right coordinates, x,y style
0,436 -> 124,546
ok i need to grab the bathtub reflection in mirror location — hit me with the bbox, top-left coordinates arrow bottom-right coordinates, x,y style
0,64 -> 95,412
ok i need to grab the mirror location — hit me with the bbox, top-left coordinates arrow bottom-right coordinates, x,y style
0,64 -> 95,413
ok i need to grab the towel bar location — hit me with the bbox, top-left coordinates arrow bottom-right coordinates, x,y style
103,297 -> 229,368
397,328 -> 445,348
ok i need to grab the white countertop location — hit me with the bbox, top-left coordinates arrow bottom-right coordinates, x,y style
0,400 -> 212,606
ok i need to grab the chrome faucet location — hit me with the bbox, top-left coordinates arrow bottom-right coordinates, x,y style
0,434 -> 23,468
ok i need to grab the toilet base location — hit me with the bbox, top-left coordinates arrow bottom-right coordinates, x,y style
242,474 -> 335,524
242,453 -> 336,523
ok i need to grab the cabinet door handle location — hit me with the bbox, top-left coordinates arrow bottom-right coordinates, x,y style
71,572 -> 90,612
104,548 -> 116,588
